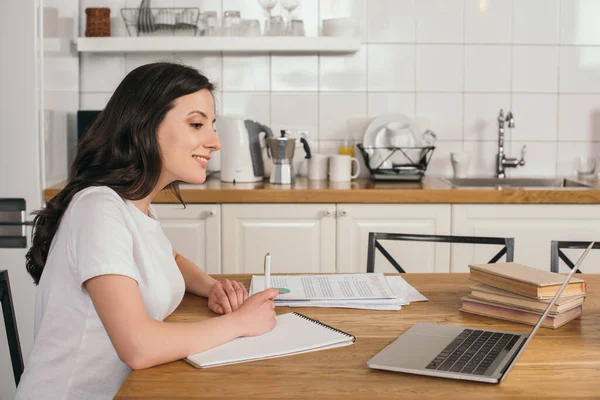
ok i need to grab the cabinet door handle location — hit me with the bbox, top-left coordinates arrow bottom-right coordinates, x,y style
207,209 -> 216,217
324,208 -> 334,217
339,209 -> 348,217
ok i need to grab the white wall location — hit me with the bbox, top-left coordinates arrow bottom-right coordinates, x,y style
76,0 -> 600,178
0,1 -> 42,398
43,1 -> 80,186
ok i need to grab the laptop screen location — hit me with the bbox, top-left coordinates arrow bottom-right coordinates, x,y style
500,241 -> 594,379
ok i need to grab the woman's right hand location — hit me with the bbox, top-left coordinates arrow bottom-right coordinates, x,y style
231,287 -> 279,337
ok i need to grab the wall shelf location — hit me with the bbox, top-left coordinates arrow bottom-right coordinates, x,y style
76,36 -> 361,54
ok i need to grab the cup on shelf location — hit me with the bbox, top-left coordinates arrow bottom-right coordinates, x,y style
222,10 -> 241,36
575,156 -> 596,178
289,19 -> 305,36
308,153 -> 329,180
450,152 -> 470,178
199,11 -> 219,36
329,154 -> 360,182
240,19 -> 262,36
265,15 -> 284,36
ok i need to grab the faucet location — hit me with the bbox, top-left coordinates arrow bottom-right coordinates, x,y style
496,109 -> 526,178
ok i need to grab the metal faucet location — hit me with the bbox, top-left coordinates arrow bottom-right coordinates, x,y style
496,109 -> 526,178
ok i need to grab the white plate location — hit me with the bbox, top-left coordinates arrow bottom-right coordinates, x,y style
362,114 -> 421,167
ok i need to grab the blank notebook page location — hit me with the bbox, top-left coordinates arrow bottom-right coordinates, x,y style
186,312 -> 355,368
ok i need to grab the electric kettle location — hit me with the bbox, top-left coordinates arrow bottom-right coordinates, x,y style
267,130 -> 311,184
218,116 -> 273,183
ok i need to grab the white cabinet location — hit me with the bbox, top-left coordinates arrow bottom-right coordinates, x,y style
336,204 -> 452,273
153,204 -> 221,274
221,204 -> 336,274
452,205 -> 600,273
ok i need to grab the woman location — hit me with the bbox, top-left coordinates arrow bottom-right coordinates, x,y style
15,62 -> 279,399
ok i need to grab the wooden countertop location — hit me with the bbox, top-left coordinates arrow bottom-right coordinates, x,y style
43,176 -> 600,204
115,273 -> 600,399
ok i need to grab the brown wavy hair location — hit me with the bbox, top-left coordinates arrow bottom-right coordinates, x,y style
25,62 -> 215,284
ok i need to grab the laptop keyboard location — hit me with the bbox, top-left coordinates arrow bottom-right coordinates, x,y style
426,329 -> 520,375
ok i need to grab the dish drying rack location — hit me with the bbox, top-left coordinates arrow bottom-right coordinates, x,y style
357,144 -> 435,182
121,5 -> 201,36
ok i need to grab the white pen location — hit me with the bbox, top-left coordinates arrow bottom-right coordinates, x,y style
264,253 -> 271,290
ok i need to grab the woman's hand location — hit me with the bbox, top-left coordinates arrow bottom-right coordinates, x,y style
207,279 -> 249,314
231,288 -> 280,337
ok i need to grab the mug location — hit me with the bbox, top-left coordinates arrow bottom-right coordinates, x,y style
329,154 -> 360,182
308,153 -> 329,180
450,152 -> 470,178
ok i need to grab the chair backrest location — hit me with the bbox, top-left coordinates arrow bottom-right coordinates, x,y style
550,240 -> 600,273
0,269 -> 24,385
366,233 -> 515,273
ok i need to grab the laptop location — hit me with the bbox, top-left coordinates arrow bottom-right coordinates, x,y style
367,242 -> 594,383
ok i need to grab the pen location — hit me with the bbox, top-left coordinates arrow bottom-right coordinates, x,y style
264,253 -> 271,289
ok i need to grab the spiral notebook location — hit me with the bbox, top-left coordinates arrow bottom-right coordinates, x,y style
185,312 -> 355,368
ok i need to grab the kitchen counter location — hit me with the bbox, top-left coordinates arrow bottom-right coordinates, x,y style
43,175 -> 600,204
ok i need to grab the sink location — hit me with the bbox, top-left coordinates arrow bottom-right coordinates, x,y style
444,177 -> 592,188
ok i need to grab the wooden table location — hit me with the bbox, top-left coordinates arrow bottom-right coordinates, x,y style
116,274 -> 600,399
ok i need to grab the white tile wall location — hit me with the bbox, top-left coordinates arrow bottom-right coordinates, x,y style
319,92 -> 367,140
512,0 -> 560,44
463,140 -> 498,176
558,95 -> 600,141
512,46 -> 558,93
464,93 -> 511,141
416,93 -> 463,141
509,141 -> 557,177
464,45 -> 511,92
78,0 -> 600,178
464,0 -> 512,44
222,54 -> 270,91
559,47 -> 600,93
366,0 -> 414,43
320,45 -> 367,91
511,94 -> 558,141
80,53 -> 125,93
416,45 -> 463,92
271,55 -> 318,91
270,92 -> 319,135
427,140 -> 464,177
415,0 -> 464,44
559,0 -> 600,45
221,92 -> 270,122
367,45 -> 414,91
174,53 -> 222,88
367,93 -> 415,117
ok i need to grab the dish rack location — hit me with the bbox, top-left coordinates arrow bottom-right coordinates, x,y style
121,7 -> 201,36
357,144 -> 435,182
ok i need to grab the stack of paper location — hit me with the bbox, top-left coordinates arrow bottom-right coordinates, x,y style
249,273 -> 427,311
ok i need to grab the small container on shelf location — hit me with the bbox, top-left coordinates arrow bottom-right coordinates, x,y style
85,7 -> 111,37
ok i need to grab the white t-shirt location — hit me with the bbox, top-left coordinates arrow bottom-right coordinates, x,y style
15,186 -> 186,400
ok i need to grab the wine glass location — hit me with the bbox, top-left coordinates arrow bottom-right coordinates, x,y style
279,0 -> 299,34
258,0 -> 278,35
257,0 -> 278,18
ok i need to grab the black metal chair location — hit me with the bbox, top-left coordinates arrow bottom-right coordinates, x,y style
366,233 -> 515,273
0,270 -> 24,385
550,240 -> 600,273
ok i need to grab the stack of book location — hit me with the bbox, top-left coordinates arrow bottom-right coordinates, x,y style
462,262 -> 587,329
